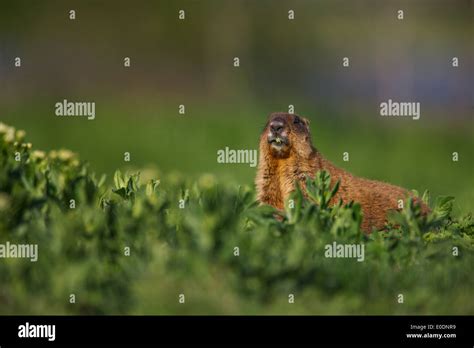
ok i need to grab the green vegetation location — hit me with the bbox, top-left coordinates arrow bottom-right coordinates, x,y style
0,123 -> 473,315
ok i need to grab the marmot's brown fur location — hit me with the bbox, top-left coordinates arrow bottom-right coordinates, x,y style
255,112 -> 428,232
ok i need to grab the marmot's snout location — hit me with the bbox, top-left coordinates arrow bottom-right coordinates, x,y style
267,116 -> 290,154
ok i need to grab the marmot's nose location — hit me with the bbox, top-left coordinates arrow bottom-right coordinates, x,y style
270,120 -> 285,134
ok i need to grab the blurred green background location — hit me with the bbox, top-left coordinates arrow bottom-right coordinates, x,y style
0,0 -> 473,314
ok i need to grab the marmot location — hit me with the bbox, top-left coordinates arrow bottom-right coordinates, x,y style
255,112 -> 428,232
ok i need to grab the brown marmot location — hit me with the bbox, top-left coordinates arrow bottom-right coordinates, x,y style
255,112 -> 428,232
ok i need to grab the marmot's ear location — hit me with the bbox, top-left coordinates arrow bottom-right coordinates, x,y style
303,117 -> 310,127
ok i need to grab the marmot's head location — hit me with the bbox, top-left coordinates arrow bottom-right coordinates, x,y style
260,112 -> 314,159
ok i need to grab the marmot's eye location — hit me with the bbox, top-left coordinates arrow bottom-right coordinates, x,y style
293,116 -> 302,125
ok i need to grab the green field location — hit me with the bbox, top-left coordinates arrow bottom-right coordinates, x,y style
0,119 -> 472,315
1,0 -> 472,317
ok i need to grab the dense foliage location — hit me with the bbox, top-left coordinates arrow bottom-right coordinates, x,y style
0,123 -> 472,314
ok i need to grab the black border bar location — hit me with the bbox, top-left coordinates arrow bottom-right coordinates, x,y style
0,315 -> 472,346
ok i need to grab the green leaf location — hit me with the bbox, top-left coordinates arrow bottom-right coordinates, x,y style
113,170 -> 125,189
